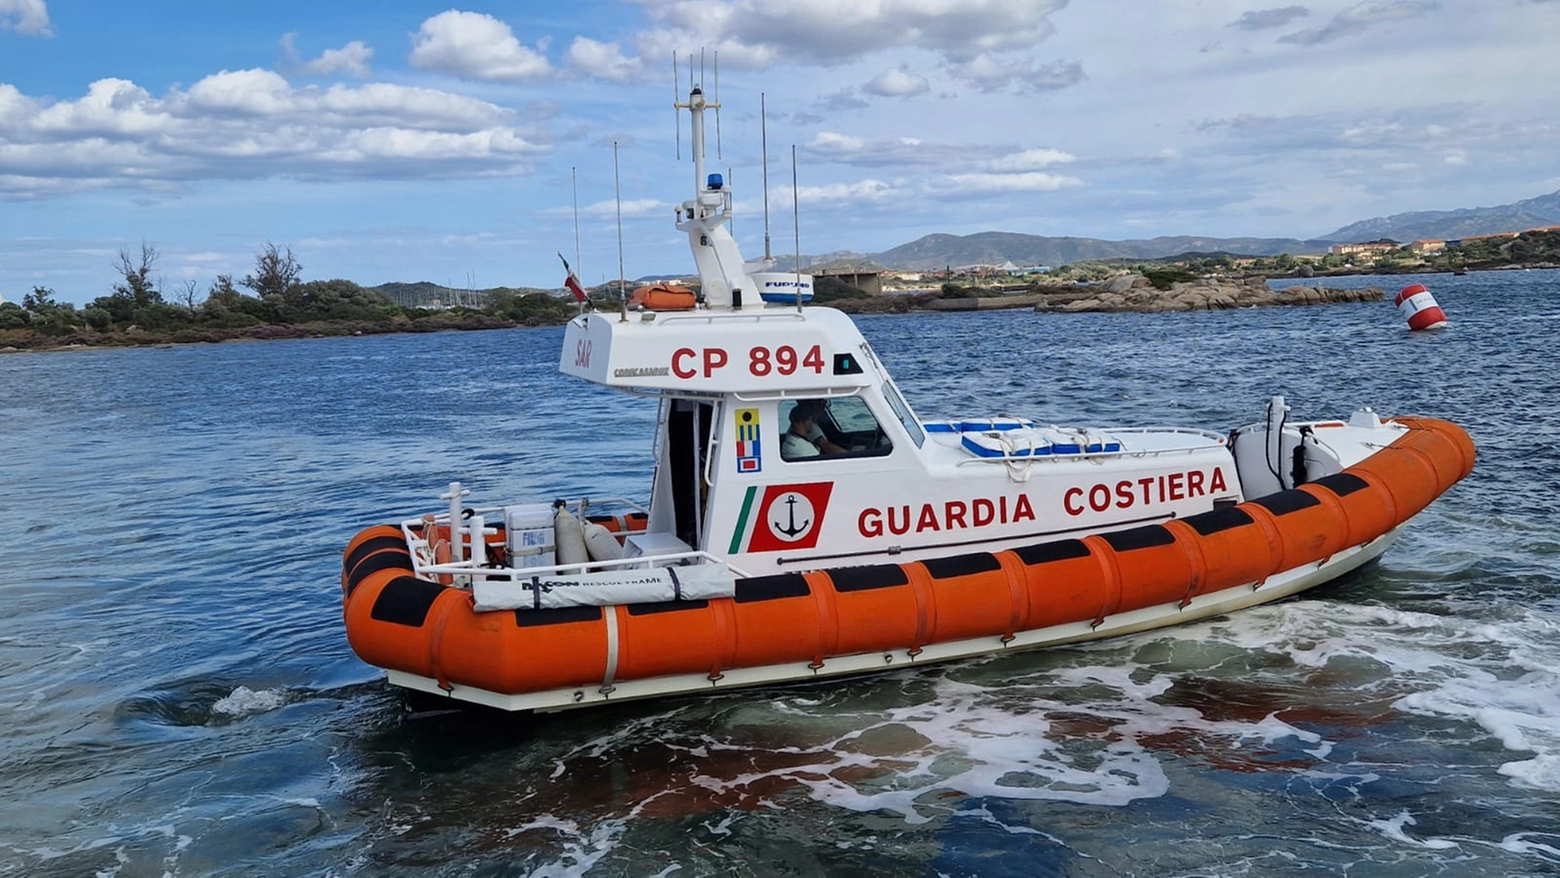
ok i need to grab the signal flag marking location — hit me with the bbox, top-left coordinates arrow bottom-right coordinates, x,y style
735,407 -> 762,473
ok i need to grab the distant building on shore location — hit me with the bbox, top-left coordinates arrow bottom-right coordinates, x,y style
1336,223 -> 1560,257
811,267 -> 884,295
1328,239 -> 1400,258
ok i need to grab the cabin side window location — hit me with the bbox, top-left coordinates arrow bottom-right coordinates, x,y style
779,396 -> 892,461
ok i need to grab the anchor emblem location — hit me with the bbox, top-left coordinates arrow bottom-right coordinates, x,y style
767,492 -> 816,543
746,482 -> 832,552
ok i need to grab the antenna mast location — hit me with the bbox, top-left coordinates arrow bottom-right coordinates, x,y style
672,53 -> 746,310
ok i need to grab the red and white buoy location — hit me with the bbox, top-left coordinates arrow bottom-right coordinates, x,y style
1394,283 -> 1448,331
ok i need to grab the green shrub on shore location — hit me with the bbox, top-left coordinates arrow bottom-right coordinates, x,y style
0,241 -> 587,351
1141,267 -> 1197,290
813,276 -> 871,302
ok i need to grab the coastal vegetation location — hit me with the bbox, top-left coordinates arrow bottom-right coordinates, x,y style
1441,228 -> 1560,271
5,229 -> 1560,352
0,242 -> 579,351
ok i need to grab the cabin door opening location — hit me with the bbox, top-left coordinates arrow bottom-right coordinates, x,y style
666,399 -> 714,549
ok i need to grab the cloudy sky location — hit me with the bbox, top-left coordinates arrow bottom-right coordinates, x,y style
3,0 -> 1558,305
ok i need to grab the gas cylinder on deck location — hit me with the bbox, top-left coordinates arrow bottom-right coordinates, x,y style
1394,283 -> 1448,331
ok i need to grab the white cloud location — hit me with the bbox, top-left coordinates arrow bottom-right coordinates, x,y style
309,82 -> 513,129
950,55 -> 1084,93
819,88 -> 869,112
280,33 -> 374,78
985,148 -> 1075,171
569,197 -> 670,220
1185,106 -> 1558,217
791,178 -> 898,205
805,131 -> 952,166
808,131 -> 868,153
0,72 -> 548,197
409,10 -> 552,82
185,69 -> 295,116
537,0 -> 1082,96
304,41 -> 374,79
179,251 -> 231,265
1340,119 -> 1407,143
794,134 -> 1083,204
0,83 -> 32,122
636,0 -> 1066,64
864,67 -> 929,98
32,79 -> 170,136
805,132 -> 1075,176
1230,6 -> 1311,31
0,0 -> 51,36
615,0 -> 1074,90
565,37 -> 637,82
330,127 -> 538,162
1279,0 -> 1440,46
941,171 -> 1082,192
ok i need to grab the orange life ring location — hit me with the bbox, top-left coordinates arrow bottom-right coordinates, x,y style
628,283 -> 697,311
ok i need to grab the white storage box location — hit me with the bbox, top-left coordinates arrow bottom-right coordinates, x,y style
623,532 -> 693,567
505,504 -> 556,569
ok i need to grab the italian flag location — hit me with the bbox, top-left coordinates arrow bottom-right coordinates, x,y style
558,252 -> 586,303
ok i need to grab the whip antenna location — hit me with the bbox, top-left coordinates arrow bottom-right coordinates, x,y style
571,166 -> 581,282
761,93 -> 772,263
792,144 -> 802,313
672,53 -> 680,160
713,51 -> 722,161
615,141 -> 627,322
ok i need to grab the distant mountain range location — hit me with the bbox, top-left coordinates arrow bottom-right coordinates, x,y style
858,233 -> 1330,271
1320,190 -> 1560,244
774,188 -> 1560,273
376,189 -> 1560,294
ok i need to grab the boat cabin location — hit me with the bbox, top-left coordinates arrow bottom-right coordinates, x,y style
561,304 -> 1241,578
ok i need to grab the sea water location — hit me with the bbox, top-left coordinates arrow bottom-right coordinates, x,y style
1,270 -> 1556,876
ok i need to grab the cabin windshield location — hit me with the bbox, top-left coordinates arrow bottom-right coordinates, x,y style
881,380 -> 925,448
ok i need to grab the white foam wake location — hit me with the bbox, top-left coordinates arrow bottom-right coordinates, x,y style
211,685 -> 286,718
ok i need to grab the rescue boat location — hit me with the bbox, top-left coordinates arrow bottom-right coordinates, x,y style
340,85 -> 1475,713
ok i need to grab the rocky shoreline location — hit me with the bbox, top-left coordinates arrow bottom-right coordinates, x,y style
1032,275 -> 1383,313
907,275 -> 1384,314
